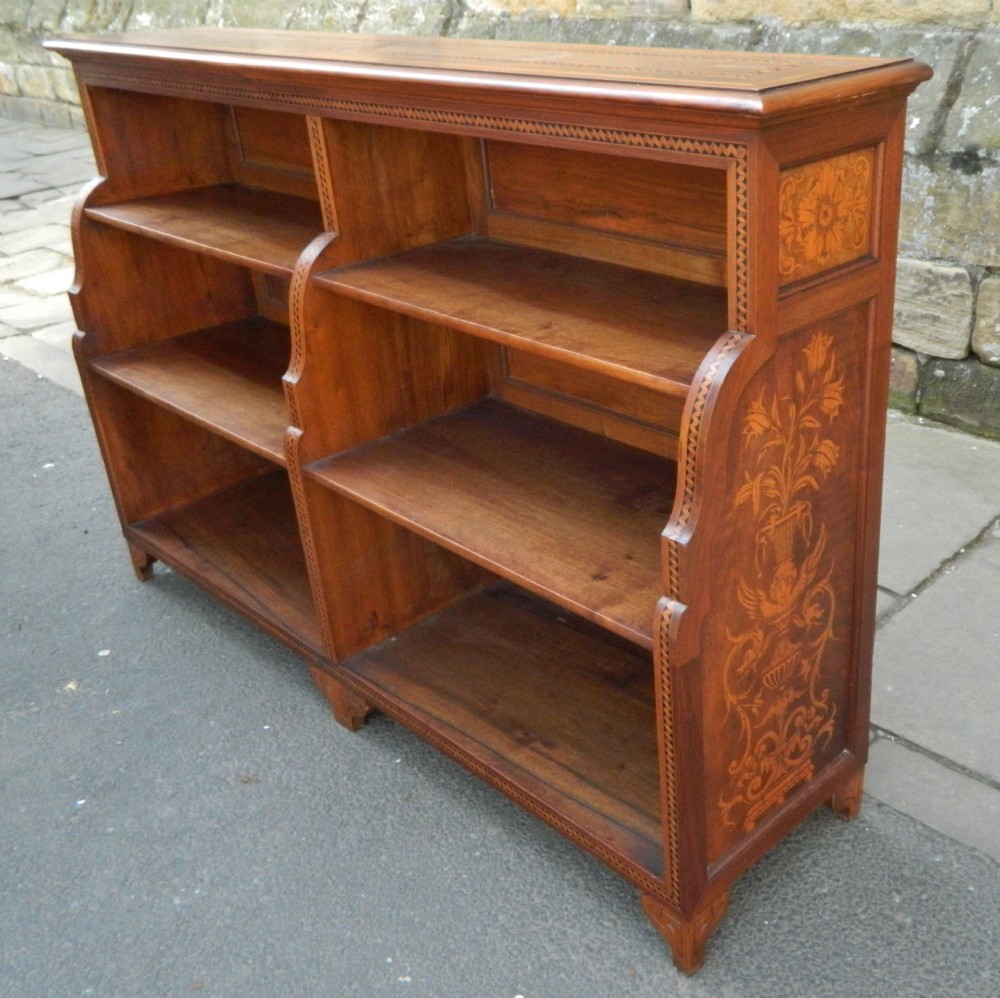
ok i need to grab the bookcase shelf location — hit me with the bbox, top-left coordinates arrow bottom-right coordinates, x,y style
315,236 -> 726,396
127,470 -> 323,660
52,26 -> 930,976
89,317 -> 291,465
308,398 -> 671,648
86,184 -> 324,276
340,581 -> 663,876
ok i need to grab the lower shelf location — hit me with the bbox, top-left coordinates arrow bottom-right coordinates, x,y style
335,582 -> 665,880
127,470 -> 324,661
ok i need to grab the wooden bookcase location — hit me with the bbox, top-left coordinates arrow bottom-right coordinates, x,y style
49,29 -> 930,973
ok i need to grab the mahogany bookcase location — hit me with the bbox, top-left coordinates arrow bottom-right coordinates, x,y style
48,28 -> 929,973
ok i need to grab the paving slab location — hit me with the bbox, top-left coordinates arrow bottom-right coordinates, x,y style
2,358 -> 999,998
0,195 -> 81,234
16,264 -> 75,296
878,416 -> 1000,595
0,247 -> 67,282
30,319 -> 78,350
1,334 -> 81,394
0,292 -> 75,330
0,173 -> 49,199
1,221 -> 73,256
867,738 -> 1000,864
873,527 -> 1000,785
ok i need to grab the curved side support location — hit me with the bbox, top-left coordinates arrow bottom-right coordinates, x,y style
641,891 -> 731,976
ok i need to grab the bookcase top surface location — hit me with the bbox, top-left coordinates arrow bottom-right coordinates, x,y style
48,28 -> 930,117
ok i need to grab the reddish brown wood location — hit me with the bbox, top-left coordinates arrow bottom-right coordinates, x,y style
315,237 -> 726,396
828,768 -> 865,821
641,891 -> 731,975
128,470 -> 324,659
310,665 -> 374,731
338,583 -> 663,877
308,398 -> 673,648
85,185 -> 323,276
51,28 -> 930,975
90,318 -> 290,464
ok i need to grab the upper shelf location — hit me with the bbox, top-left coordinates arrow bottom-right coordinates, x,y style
314,237 -> 727,398
84,184 -> 324,277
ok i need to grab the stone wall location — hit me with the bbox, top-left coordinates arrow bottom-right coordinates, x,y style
3,0 -> 999,436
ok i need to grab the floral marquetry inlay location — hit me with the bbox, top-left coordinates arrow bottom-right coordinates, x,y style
778,149 -> 875,284
719,332 -> 844,832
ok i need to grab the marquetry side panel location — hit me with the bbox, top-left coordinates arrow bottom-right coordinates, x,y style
699,308 -> 871,864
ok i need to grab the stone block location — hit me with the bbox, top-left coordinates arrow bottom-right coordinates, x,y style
690,0 -> 847,21
463,0 -> 577,14
899,156 -> 1000,269
51,67 -> 80,106
15,64 -> 55,102
892,259 -> 973,359
23,0 -> 66,33
846,0 -> 989,24
628,19 -> 763,49
943,33 -> 1000,157
61,0 -> 132,33
759,25 -> 965,157
576,0 -> 687,13
361,1 -> 456,36
0,59 -> 17,96
920,357 -> 1000,440
888,346 -> 920,412
972,276 -> 1000,367
128,1 -> 209,31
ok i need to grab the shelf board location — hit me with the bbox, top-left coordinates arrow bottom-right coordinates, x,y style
85,184 -> 324,276
341,582 -> 663,878
89,318 -> 291,466
127,470 -> 324,661
308,399 -> 673,648
314,236 -> 727,396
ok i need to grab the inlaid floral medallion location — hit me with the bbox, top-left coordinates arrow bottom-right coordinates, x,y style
778,148 -> 874,284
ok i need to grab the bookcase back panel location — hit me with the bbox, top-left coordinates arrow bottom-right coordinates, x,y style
484,140 -> 727,287
499,349 -> 683,459
228,105 -> 318,201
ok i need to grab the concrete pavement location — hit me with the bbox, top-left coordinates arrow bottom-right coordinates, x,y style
2,117 -> 999,996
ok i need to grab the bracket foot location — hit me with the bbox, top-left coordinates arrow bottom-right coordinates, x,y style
310,666 -> 374,732
640,891 -> 730,975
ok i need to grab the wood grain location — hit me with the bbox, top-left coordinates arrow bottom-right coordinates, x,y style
309,399 -> 674,648
342,582 -> 663,874
86,185 -> 323,276
315,237 -> 726,396
89,318 -> 290,465
128,469 -> 323,659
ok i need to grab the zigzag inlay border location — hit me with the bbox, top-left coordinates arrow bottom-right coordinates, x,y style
657,600 -> 682,904
664,330 -> 749,600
